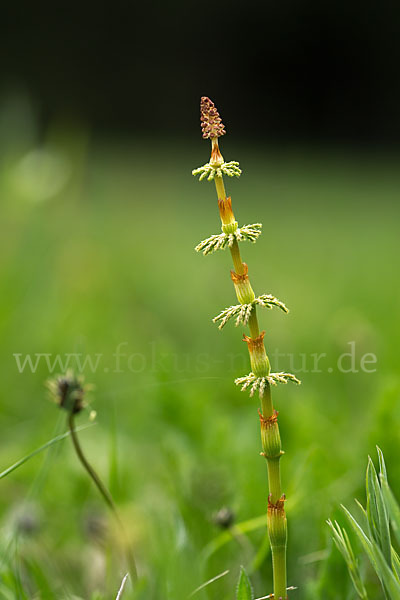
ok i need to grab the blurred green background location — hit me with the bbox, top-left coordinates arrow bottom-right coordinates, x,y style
0,95 -> 399,599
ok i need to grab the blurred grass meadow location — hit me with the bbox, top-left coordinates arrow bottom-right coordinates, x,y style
0,96 -> 400,599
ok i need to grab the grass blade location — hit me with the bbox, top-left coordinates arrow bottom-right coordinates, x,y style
392,548 -> 400,582
371,542 -> 400,599
115,573 -> 129,600
0,424 -> 94,480
381,478 -> 400,548
236,566 -> 254,600
189,570 -> 229,597
327,519 -> 369,599
342,505 -> 377,571
377,446 -> 387,482
366,458 -> 392,566
366,459 -> 380,544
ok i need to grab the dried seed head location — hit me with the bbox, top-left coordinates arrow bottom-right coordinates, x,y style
200,97 -> 226,139
47,370 -> 88,414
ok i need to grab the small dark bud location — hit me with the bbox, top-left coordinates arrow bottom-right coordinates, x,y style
213,506 -> 235,529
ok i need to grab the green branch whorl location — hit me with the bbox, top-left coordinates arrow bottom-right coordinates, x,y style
213,294 -> 289,329
195,223 -> 262,255
192,160 -> 241,181
235,372 -> 301,397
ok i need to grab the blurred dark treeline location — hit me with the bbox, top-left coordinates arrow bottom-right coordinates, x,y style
1,0 -> 400,144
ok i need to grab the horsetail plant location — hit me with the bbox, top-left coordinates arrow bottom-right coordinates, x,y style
193,97 -> 300,599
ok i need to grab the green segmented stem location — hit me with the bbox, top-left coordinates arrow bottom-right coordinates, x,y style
213,153 -> 288,599
272,547 -> 287,599
194,98 -> 293,598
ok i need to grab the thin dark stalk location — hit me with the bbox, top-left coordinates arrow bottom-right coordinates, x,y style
68,413 -> 138,583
